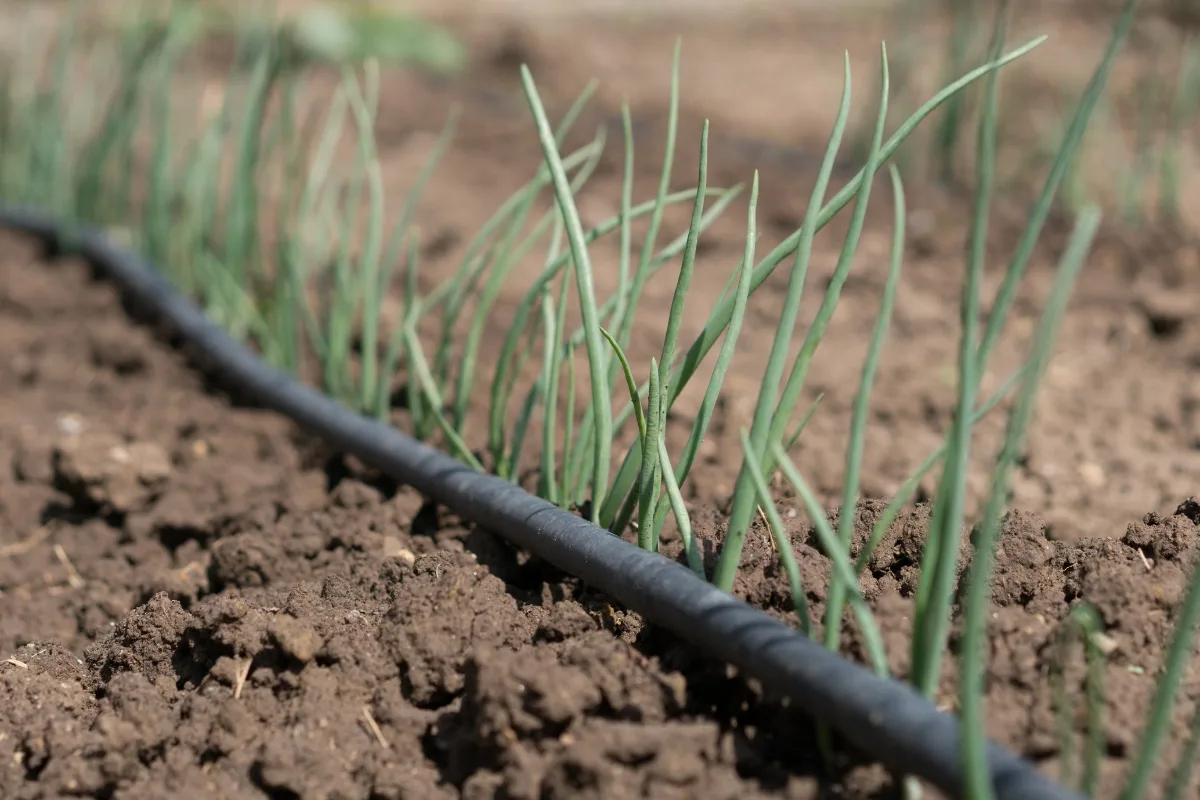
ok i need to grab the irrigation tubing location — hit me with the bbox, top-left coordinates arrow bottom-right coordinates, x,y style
0,206 -> 1084,800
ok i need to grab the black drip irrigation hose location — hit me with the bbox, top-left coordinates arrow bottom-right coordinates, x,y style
0,206 -> 1086,800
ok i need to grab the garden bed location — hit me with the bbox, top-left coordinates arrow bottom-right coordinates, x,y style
3,3 -> 1200,798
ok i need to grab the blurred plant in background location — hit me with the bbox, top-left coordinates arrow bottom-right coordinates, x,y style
287,1 -> 466,72
868,0 -> 1200,227
64,0 -> 466,74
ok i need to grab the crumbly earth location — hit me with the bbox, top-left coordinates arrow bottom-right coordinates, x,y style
4,3 -> 1200,799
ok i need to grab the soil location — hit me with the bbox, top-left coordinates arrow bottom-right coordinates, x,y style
3,2 -> 1200,799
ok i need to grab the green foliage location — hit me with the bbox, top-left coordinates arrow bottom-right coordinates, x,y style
1052,604 -> 1109,797
288,3 -> 466,73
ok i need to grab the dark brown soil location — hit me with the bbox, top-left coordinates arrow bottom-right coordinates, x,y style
4,3 -> 1200,799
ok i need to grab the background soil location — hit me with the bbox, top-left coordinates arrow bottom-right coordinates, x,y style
3,2 -> 1200,798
